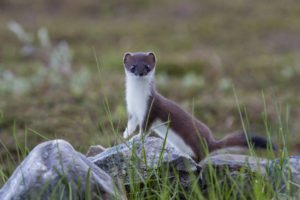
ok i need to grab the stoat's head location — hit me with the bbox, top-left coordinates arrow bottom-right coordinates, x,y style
123,52 -> 156,77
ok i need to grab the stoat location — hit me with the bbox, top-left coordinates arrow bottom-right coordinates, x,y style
122,52 -> 275,161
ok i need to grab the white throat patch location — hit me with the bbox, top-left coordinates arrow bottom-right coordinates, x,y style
125,70 -> 154,128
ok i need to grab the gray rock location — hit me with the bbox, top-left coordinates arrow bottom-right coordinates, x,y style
269,156 -> 300,197
199,154 -> 271,198
3,135 -> 300,199
199,154 -> 270,174
0,139 -> 124,200
89,136 -> 201,190
199,154 -> 300,198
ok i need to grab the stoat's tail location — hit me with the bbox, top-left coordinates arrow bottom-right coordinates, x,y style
212,131 -> 276,152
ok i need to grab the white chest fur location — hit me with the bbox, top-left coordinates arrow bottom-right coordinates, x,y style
125,71 -> 153,127
151,120 -> 196,158
125,71 -> 196,158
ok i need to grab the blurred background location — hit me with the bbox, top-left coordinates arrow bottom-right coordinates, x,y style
0,0 -> 300,174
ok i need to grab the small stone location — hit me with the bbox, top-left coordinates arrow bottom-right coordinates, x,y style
86,144 -> 106,157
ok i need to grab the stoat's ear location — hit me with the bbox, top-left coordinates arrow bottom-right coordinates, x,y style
123,52 -> 132,64
147,52 -> 156,65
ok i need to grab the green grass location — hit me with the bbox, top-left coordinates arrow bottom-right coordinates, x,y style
0,101 -> 296,199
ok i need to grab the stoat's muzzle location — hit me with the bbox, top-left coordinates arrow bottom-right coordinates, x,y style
128,64 -> 152,77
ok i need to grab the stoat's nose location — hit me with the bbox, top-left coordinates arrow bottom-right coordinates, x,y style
134,71 -> 144,76
133,66 -> 147,76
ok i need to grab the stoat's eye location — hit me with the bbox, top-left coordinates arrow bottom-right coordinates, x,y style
130,65 -> 136,73
145,65 -> 151,72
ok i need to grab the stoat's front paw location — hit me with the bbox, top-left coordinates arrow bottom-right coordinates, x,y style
129,133 -> 141,141
123,128 -> 131,139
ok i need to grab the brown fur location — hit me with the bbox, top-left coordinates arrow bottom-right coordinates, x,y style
124,52 -> 274,161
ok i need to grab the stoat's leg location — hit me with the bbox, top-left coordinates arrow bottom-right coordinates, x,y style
136,126 -> 143,138
123,115 -> 138,138
129,127 -> 143,141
